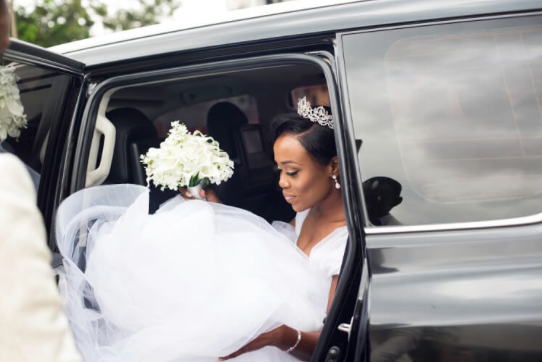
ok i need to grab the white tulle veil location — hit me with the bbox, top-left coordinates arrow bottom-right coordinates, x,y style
54,184 -> 329,362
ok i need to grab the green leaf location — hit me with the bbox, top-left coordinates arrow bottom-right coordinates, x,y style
188,173 -> 200,187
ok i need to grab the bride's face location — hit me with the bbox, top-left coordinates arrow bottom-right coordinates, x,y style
274,133 -> 335,212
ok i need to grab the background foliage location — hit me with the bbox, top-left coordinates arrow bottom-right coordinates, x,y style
13,0 -> 181,47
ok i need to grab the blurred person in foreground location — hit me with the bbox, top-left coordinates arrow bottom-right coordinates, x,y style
0,0 -> 82,360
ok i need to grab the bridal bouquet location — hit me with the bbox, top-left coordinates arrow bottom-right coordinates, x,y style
140,121 -> 234,195
0,65 -> 27,143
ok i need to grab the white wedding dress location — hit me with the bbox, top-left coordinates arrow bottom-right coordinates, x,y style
55,184 -> 348,362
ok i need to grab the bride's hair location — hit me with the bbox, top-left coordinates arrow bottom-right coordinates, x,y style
270,108 -> 336,166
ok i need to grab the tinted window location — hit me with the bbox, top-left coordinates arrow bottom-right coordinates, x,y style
0,63 -> 68,192
342,16 -> 542,226
291,84 -> 329,107
153,94 -> 259,138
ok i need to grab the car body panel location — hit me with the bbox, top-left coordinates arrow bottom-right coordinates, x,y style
367,224 -> 542,361
50,0 -> 542,67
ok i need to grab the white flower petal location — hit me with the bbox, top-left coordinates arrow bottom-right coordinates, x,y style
0,66 -> 27,141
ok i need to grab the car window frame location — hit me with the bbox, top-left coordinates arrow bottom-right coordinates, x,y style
72,52 -> 367,361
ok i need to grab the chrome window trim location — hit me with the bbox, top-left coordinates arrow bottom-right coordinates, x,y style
365,214 -> 542,235
336,11 -> 542,235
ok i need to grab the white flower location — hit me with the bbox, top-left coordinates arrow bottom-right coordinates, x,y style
140,121 -> 234,191
0,65 -> 27,143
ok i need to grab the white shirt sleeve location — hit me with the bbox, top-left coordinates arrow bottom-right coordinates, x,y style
0,154 -> 82,362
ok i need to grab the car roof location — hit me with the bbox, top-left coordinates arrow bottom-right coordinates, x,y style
49,0 -> 541,67
49,0 -> 361,55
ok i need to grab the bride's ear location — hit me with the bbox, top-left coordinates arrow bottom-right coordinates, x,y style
329,156 -> 339,176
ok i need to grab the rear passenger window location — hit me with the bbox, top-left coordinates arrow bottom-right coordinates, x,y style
291,85 -> 329,107
341,15 -> 542,226
153,94 -> 259,138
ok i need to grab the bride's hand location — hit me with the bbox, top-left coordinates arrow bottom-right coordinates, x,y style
218,327 -> 283,360
219,326 -> 313,361
179,187 -> 222,203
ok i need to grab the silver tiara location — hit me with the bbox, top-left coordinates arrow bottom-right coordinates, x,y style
297,97 -> 333,129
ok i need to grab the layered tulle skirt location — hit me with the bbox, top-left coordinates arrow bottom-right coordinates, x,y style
55,185 -> 330,361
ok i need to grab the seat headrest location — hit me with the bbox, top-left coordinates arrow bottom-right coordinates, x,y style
106,108 -> 159,184
207,102 -> 248,129
107,108 -> 156,131
207,102 -> 248,159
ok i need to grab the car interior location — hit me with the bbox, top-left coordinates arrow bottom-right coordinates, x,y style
89,64 -> 330,222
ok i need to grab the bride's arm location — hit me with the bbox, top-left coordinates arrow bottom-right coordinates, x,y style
219,275 -> 339,361
284,275 -> 339,360
275,327 -> 321,361
327,275 -> 339,312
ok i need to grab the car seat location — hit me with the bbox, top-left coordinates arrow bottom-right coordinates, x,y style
206,102 -> 294,222
234,124 -> 294,222
105,107 -> 177,213
206,102 -> 248,206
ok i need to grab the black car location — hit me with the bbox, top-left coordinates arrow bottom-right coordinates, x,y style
4,0 -> 542,360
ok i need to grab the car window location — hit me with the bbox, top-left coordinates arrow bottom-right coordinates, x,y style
291,84 -> 329,107
0,63 -> 69,192
341,15 -> 542,226
153,94 -> 258,138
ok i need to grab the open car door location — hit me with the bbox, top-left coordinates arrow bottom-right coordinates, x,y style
4,40 -> 88,253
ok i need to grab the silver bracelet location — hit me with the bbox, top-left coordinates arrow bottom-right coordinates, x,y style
285,329 -> 302,353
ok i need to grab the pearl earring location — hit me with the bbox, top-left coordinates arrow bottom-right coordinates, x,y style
332,175 -> 341,189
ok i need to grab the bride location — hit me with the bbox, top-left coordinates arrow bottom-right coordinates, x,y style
55,100 -> 348,362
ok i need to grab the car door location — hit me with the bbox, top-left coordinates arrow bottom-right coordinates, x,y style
337,10 -> 542,362
306,51 -> 371,362
4,40 -> 87,252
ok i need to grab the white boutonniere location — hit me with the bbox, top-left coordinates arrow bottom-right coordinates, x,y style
140,121 -> 234,191
0,65 -> 27,143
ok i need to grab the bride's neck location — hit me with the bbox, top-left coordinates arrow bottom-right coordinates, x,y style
311,191 -> 345,223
